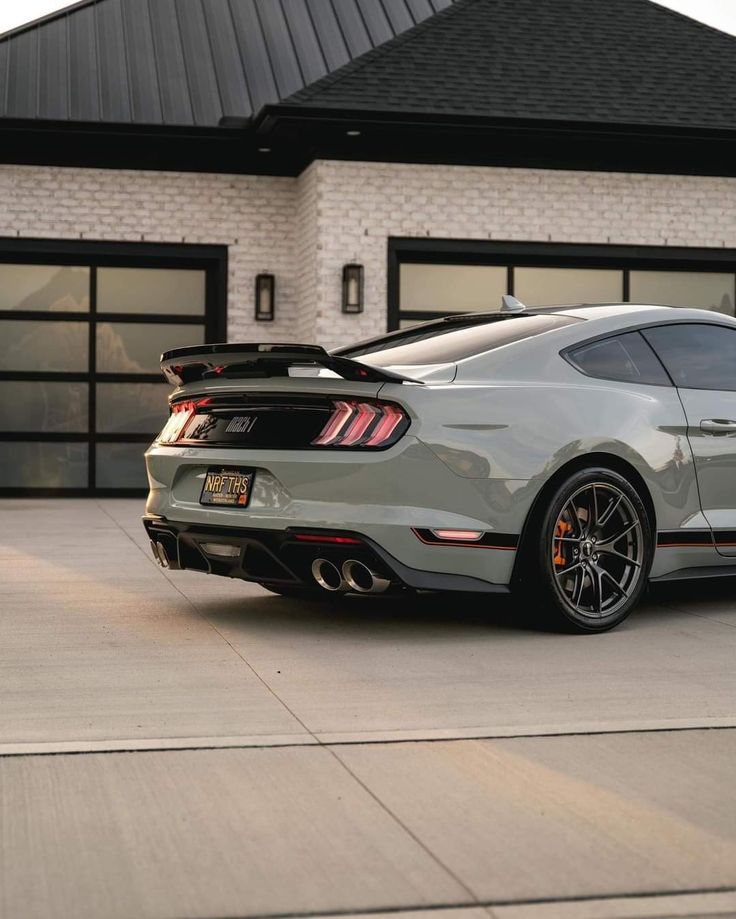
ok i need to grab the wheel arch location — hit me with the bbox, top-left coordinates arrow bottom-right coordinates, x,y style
512,452 -> 657,584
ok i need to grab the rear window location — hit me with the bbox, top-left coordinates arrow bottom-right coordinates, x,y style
565,331 -> 671,386
336,314 -> 582,366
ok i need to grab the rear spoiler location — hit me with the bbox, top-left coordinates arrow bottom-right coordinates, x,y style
160,343 -> 423,387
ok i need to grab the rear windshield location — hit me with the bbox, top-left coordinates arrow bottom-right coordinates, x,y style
336,314 -> 582,366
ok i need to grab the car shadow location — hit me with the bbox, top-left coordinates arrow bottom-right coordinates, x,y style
190,587 -> 541,636
177,573 -> 736,639
647,575 -> 736,607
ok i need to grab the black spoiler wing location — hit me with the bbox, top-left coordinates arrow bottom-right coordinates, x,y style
160,343 -> 422,386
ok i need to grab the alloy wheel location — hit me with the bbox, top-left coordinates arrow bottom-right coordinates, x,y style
551,482 -> 644,619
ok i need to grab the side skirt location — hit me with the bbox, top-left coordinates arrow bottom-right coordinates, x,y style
651,565 -> 736,583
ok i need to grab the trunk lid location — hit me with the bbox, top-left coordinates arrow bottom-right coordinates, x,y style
158,343 -> 421,450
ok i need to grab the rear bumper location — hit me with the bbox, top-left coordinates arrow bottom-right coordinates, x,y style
143,516 -> 511,594
144,438 -> 528,590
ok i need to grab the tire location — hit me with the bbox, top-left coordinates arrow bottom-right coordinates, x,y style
524,467 -> 653,633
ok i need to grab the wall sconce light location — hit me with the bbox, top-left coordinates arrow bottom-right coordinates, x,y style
342,264 -> 364,314
255,273 -> 275,321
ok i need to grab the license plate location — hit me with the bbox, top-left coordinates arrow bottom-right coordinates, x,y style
200,467 -> 254,507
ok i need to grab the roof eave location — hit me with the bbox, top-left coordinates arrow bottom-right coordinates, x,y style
4,107 -> 736,178
255,102 -> 736,141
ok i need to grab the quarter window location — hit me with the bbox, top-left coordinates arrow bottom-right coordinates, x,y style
642,323 -> 736,391
566,331 -> 670,386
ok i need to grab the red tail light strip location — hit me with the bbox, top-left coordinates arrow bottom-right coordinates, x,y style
364,405 -> 405,447
158,399 -> 210,444
158,396 -> 408,449
340,403 -> 380,446
312,400 -> 354,446
312,400 -> 408,448
293,533 -> 363,545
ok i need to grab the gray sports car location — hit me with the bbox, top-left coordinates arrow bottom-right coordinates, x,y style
143,298 -> 736,632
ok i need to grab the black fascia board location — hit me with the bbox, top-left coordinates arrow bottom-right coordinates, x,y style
0,118 -> 296,176
255,102 -> 736,138
255,103 -> 736,178
4,106 -> 736,177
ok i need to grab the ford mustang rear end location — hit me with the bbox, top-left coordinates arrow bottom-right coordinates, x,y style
143,336 -> 522,600
145,303 -> 736,633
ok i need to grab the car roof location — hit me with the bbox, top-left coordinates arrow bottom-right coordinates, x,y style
451,302 -> 736,326
524,302 -> 734,321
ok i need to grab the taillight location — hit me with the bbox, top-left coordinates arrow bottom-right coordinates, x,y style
293,533 -> 363,545
158,399 -> 210,444
312,400 -> 408,448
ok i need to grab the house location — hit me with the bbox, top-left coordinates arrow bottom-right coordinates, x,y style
1,0 -> 736,495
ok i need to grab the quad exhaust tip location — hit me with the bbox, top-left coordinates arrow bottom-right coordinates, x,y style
150,540 -> 169,568
311,558 -> 346,592
342,559 -> 390,594
310,557 -> 391,594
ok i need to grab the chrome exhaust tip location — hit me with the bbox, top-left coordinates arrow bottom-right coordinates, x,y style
311,558 -> 346,592
151,540 -> 169,568
342,559 -> 391,594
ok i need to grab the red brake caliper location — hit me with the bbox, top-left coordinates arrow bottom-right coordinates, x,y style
554,519 -> 572,567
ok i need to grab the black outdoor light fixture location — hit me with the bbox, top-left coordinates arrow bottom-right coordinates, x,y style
342,264 -> 364,313
255,273 -> 275,321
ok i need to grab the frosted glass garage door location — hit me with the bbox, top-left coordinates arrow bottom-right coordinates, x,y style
0,259 -> 213,493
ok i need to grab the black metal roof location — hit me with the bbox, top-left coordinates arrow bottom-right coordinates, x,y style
286,0 -> 736,132
0,0 -> 452,126
2,0 -> 736,178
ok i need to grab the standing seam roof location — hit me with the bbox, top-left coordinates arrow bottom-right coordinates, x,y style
0,0 -> 453,126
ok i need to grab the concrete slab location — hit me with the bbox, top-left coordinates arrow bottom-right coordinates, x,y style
194,591 -> 736,739
0,501 -> 308,749
4,500 -> 736,919
335,730 -> 736,903
0,746 -> 466,919
8,499 -> 736,748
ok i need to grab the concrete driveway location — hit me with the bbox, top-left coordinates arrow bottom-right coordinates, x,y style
1,499 -> 736,919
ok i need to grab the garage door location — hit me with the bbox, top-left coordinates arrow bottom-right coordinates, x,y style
0,241 -> 226,495
390,240 -> 736,329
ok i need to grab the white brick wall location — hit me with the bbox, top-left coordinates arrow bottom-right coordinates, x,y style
2,160 -> 736,352
0,164 -> 299,342
309,160 -> 736,348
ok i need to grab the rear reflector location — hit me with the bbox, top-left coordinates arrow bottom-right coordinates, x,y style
200,543 -> 241,558
312,400 -> 408,448
293,534 -> 363,545
431,529 -> 484,541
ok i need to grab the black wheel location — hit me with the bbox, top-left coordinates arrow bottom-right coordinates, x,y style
528,468 -> 653,632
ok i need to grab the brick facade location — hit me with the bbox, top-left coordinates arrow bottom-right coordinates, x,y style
2,160 -> 736,350
308,160 -> 736,347
0,165 -> 298,342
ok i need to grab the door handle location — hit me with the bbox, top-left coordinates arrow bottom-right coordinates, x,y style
700,419 -> 736,435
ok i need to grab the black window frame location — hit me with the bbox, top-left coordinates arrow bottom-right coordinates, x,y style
388,238 -> 736,330
0,237 -> 227,497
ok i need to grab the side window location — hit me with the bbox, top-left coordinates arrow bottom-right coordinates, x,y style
565,331 -> 670,386
642,324 -> 736,391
